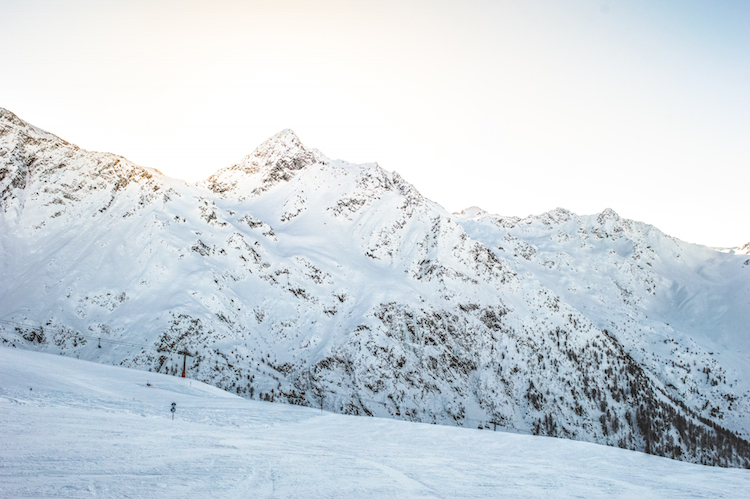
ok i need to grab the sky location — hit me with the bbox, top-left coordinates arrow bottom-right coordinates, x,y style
2,0 -> 748,247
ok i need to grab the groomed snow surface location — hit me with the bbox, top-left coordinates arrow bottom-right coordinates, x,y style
1,349 -> 747,498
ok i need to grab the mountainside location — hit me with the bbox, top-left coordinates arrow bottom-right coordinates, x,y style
1,107 -> 749,467
454,206 -> 750,440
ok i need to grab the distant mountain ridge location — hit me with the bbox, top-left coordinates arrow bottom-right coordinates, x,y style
1,107 -> 749,467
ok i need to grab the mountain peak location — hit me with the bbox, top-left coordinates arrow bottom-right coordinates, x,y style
253,129 -> 305,158
202,129 -> 325,197
597,207 -> 621,223
233,129 -> 313,173
270,128 -> 301,142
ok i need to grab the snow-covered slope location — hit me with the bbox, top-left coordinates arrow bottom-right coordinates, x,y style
3,348 -> 749,498
1,107 -> 749,467
454,206 -> 750,439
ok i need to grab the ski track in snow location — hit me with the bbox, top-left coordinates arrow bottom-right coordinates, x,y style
1,348 -> 748,499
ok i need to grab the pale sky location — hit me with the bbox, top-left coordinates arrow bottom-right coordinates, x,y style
2,0 -> 748,247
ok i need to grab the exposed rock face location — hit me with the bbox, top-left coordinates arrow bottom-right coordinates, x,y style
1,107 -> 749,467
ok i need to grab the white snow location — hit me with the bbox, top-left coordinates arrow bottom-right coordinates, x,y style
1,347 -> 748,498
2,108 -> 749,468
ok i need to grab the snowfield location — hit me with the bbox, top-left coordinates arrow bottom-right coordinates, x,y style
2,107 -> 750,468
1,348 -> 748,498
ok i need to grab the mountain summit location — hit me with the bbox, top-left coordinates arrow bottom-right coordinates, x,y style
202,129 -> 325,198
1,109 -> 749,467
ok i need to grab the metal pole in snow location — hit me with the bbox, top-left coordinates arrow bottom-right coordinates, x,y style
182,352 -> 186,378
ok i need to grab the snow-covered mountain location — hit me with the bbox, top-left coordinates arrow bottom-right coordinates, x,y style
454,206 -> 750,440
1,107 -> 748,467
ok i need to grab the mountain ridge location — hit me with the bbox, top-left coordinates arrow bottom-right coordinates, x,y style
1,107 -> 749,467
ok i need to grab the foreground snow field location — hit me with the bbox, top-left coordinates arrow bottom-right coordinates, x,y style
1,348 -> 747,498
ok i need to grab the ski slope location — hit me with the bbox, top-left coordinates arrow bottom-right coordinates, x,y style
1,348 -> 748,498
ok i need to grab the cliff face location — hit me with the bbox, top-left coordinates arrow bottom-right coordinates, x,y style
2,108 -> 749,467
